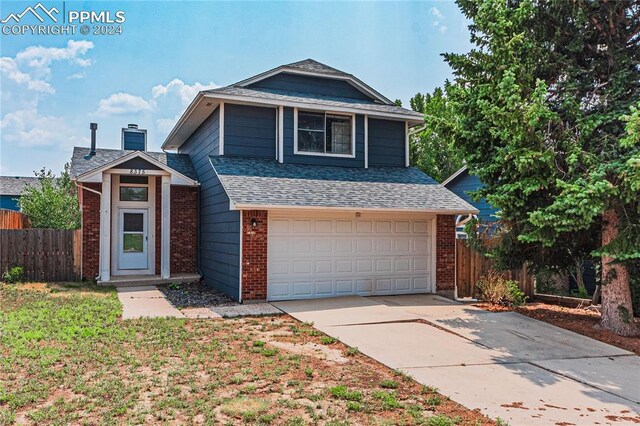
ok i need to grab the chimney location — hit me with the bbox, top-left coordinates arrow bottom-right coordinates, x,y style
89,122 -> 98,156
122,124 -> 147,151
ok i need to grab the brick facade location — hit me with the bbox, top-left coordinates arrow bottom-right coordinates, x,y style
80,176 -> 198,280
435,214 -> 456,297
80,182 -> 102,280
170,185 -> 198,274
241,210 -> 268,301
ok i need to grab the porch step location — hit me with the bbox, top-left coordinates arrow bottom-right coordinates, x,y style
99,273 -> 201,288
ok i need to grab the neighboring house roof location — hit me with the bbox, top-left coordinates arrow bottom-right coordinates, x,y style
210,157 -> 478,214
0,176 -> 39,196
162,59 -> 424,150
70,147 -> 198,181
442,165 -> 498,223
441,165 -> 468,186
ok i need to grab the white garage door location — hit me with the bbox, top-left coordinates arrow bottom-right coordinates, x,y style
267,212 -> 434,301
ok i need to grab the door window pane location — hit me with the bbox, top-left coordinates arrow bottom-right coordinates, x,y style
123,234 -> 143,253
120,186 -> 148,201
123,213 -> 144,232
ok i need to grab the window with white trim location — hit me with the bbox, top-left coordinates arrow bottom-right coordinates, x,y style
297,111 -> 354,156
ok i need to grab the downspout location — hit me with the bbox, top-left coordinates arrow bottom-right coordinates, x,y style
75,182 -> 102,281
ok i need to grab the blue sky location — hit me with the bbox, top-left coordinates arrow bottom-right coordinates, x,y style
0,1 -> 471,176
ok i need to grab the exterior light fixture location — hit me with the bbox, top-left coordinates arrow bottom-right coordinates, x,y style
251,218 -> 258,227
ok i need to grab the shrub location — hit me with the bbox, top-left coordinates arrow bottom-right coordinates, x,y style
476,271 -> 527,306
2,266 -> 24,284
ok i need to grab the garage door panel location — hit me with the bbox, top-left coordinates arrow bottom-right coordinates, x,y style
316,260 -> 333,274
315,220 -> 332,233
357,221 -> 373,233
316,281 -> 333,295
268,215 -> 433,301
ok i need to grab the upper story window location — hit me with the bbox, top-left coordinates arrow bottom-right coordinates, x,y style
295,110 -> 355,157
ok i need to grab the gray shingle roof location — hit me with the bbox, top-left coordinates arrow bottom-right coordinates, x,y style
0,176 -> 39,195
284,59 -> 349,77
205,86 -> 423,119
70,147 -> 198,181
211,157 -> 478,213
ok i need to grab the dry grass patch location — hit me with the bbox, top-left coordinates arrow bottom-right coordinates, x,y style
0,282 -> 494,425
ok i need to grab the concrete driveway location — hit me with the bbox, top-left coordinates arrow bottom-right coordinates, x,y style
273,295 -> 640,425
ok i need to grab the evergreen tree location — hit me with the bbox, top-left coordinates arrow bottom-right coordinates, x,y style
446,0 -> 639,335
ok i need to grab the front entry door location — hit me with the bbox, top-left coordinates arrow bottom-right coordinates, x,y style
118,209 -> 148,270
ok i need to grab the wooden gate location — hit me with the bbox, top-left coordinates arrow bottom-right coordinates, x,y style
456,239 -> 535,298
0,229 -> 81,282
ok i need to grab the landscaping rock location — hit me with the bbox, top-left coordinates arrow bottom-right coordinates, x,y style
158,281 -> 237,308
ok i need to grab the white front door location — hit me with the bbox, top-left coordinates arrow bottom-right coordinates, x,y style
267,212 -> 434,301
118,209 -> 148,270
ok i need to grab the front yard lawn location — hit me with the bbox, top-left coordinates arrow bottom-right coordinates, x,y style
0,283 -> 492,425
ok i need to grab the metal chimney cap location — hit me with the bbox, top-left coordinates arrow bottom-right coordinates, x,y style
89,123 -> 98,130
127,123 -> 138,129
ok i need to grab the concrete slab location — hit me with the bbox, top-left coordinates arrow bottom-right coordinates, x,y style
406,363 -> 640,426
424,310 -> 631,360
320,322 -> 515,368
181,307 -> 222,319
535,355 -> 640,404
212,303 -> 283,318
272,296 -> 419,326
117,286 -> 184,319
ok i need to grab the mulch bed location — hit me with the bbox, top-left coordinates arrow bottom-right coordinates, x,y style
476,302 -> 640,356
157,281 -> 238,308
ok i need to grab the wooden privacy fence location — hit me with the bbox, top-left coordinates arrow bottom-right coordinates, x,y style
0,209 -> 29,229
456,239 -> 535,298
0,229 -> 81,282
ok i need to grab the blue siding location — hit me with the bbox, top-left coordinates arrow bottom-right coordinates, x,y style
224,104 -> 276,158
0,195 -> 20,211
179,108 -> 241,299
283,107 -> 365,168
445,170 -> 497,222
248,73 -> 375,102
122,130 -> 146,151
368,118 -> 406,167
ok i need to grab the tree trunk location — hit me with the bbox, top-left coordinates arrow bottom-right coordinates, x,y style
598,208 -> 639,336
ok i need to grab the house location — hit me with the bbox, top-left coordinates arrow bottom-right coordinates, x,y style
70,59 -> 477,301
0,176 -> 39,211
442,166 -> 497,238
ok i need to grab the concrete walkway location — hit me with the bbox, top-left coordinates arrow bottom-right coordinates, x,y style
273,295 -> 640,425
117,286 -> 184,319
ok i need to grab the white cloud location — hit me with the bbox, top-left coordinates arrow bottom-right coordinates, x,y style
152,79 -> 217,106
156,113 -> 182,134
67,72 -> 85,80
430,7 -> 444,19
0,108 -> 87,148
0,57 -> 54,93
429,7 -> 447,33
0,40 -> 94,94
96,93 -> 154,115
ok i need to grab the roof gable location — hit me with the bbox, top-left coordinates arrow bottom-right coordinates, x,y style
70,147 -> 198,185
233,59 -> 393,105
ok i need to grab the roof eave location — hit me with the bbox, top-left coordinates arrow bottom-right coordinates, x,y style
441,165 -> 468,186
230,203 -> 479,215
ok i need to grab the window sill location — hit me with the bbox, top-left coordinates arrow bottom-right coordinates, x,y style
293,150 -> 356,159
